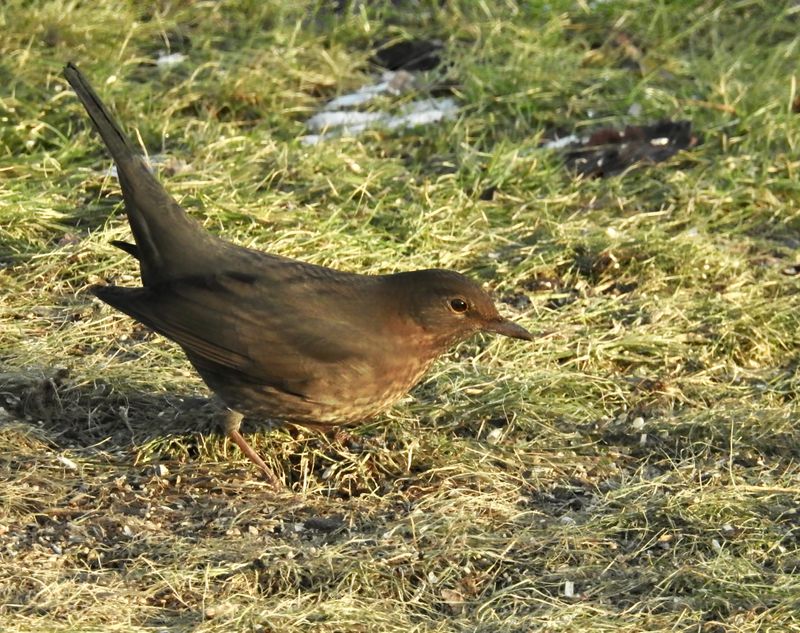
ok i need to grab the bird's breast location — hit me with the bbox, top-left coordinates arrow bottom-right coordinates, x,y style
192,336 -> 442,427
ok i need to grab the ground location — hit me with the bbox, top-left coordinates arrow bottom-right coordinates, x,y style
2,1 -> 800,631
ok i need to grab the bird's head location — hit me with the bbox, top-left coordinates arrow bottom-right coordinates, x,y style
388,269 -> 532,346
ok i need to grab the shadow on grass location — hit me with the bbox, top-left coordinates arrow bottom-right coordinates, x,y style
0,366 -> 221,450
0,366 -> 414,496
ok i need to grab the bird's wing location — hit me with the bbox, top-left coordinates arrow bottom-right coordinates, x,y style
92,270 -> 377,400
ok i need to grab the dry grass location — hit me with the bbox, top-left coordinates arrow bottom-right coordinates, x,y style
2,0 -> 800,631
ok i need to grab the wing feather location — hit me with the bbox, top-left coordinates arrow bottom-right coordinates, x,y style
92,269 -> 380,400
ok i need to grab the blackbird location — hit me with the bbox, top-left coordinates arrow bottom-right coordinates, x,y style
64,62 -> 532,486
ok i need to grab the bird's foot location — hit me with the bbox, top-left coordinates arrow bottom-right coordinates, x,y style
330,428 -> 364,452
220,409 -> 282,489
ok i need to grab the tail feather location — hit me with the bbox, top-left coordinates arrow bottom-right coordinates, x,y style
64,62 -> 217,285
63,62 -> 135,169
110,240 -> 139,259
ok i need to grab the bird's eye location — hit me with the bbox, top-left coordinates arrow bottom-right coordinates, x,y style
449,298 -> 468,313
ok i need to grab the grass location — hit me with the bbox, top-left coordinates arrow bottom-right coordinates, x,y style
2,0 -> 800,630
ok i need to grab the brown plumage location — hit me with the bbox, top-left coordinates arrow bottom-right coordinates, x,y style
63,62 -> 532,486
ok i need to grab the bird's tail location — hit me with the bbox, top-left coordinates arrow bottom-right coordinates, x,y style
64,62 -> 217,284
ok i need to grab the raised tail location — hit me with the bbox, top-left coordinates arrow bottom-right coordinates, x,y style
64,62 -> 219,285
63,62 -> 137,171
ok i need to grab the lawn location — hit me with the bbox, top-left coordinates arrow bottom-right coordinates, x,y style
2,0 -> 800,631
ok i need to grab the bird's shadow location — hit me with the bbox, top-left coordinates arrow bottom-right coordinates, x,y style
0,367 -> 401,490
0,367 -> 272,457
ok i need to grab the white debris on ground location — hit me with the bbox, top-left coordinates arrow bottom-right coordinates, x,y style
301,70 -> 458,145
324,69 -> 415,109
541,134 -> 582,150
156,52 -> 187,67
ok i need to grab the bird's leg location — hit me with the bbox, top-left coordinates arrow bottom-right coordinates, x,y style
331,427 -> 358,447
298,423 -> 363,452
293,422 -> 352,446
220,409 -> 282,489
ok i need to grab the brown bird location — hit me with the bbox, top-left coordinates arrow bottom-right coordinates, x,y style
63,62 -> 532,487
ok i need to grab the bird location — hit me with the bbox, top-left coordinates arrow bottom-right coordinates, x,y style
63,62 -> 532,487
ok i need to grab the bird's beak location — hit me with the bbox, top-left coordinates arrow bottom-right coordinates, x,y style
485,317 -> 534,341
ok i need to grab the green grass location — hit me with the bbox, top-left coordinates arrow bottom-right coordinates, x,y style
2,0 -> 800,630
